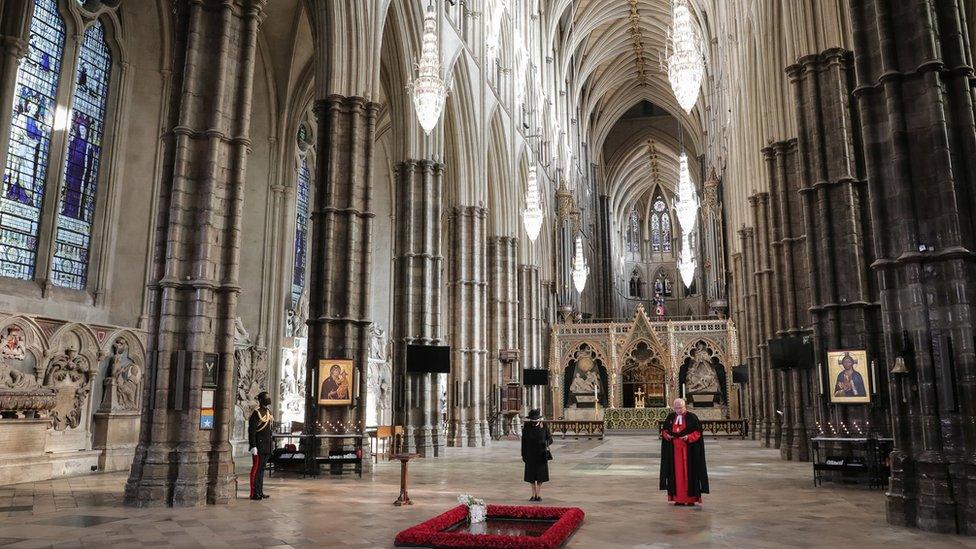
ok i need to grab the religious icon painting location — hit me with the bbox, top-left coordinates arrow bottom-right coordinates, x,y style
826,349 -> 871,404
318,359 -> 354,406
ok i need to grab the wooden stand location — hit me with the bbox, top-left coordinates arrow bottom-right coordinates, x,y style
392,453 -> 418,506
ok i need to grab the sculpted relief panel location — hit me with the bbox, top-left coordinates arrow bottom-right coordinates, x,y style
0,313 -> 147,432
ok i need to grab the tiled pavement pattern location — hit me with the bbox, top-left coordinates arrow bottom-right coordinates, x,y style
0,438 -> 971,548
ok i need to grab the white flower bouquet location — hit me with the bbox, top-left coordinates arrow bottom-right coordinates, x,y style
457,494 -> 487,524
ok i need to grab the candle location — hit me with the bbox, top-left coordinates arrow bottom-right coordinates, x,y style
681,384 -> 686,400
817,363 -> 824,395
870,360 -> 877,395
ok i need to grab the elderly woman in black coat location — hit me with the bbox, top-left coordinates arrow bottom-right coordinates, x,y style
521,409 -> 553,502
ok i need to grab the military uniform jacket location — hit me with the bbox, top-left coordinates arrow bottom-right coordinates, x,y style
248,407 -> 274,455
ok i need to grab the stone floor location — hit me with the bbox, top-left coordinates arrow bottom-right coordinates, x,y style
0,437 -> 971,548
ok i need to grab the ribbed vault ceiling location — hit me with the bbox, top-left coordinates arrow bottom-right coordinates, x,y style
548,0 -> 710,232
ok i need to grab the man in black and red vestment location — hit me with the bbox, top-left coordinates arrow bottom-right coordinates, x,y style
660,398 -> 709,505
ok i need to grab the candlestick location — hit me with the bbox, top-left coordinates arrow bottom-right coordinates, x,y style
817,363 -> 824,395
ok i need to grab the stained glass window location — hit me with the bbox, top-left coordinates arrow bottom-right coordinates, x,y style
661,209 -> 672,252
291,158 -> 311,307
655,271 -> 673,296
51,21 -> 112,289
651,196 -> 672,253
0,0 -> 65,281
627,208 -> 640,254
650,213 -> 661,252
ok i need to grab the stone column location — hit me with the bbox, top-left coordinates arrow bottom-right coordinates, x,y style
849,0 -> 976,534
393,160 -> 444,457
751,193 -> 782,450
764,138 -> 815,461
125,0 -> 267,507
519,265 -> 543,412
449,206 -> 489,447
598,195 -> 615,318
739,226 -> 765,444
304,93 -> 377,441
729,253 -> 752,428
762,150 -> 792,459
788,49 -> 887,438
488,237 -> 518,437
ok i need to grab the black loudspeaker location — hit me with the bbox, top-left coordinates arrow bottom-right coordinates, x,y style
732,365 -> 749,384
523,369 -> 550,386
769,335 -> 815,369
406,344 -> 451,374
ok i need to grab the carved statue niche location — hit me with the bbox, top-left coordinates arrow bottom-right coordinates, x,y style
45,347 -> 93,430
562,344 -> 609,408
101,337 -> 143,412
678,340 -> 728,405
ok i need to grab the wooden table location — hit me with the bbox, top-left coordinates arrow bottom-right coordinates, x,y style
392,453 -> 419,506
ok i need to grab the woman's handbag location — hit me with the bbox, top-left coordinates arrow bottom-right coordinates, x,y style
545,444 -> 553,461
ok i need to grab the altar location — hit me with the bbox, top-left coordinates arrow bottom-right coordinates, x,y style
548,306 -> 740,428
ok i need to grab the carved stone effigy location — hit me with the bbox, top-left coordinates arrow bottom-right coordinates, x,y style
549,306 -> 739,429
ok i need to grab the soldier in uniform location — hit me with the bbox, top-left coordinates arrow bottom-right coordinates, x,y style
248,391 -> 274,500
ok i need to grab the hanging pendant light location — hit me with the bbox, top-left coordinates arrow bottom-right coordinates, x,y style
572,235 -> 589,293
408,4 -> 448,134
523,165 -> 544,242
674,152 -> 698,233
666,0 -> 704,113
678,234 -> 696,287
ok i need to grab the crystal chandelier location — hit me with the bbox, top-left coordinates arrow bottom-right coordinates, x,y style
666,0 -> 704,113
678,235 -> 696,287
408,4 -> 448,135
572,236 -> 589,293
523,165 -> 544,242
674,152 -> 698,233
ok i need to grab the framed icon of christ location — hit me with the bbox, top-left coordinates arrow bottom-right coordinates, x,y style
827,349 -> 870,404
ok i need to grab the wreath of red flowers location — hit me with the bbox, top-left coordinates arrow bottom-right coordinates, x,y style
394,504 -> 585,548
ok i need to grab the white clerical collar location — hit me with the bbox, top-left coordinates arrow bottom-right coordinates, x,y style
675,413 -> 684,425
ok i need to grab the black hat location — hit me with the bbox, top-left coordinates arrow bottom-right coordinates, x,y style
256,391 -> 270,404
527,409 -> 543,421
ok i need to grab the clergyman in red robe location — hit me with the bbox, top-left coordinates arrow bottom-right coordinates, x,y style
660,398 -> 709,505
